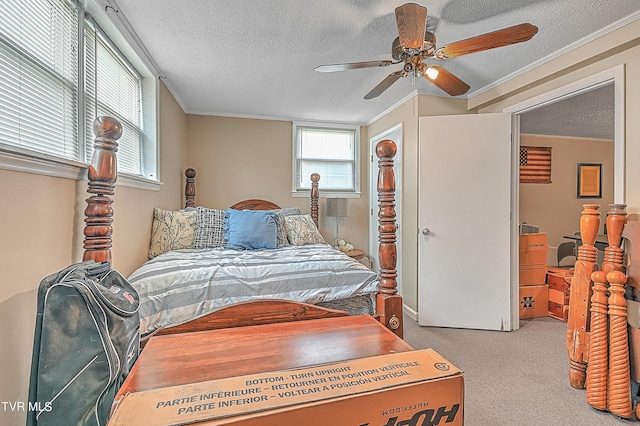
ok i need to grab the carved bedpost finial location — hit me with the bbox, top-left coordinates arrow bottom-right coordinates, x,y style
83,116 -> 122,263
603,204 -> 627,274
185,168 -> 196,208
310,173 -> 320,228
375,139 -> 402,337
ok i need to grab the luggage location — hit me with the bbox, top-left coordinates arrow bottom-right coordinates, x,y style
27,261 -> 140,426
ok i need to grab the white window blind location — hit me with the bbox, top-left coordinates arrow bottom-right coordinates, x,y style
294,124 -> 359,192
84,19 -> 143,175
0,0 -> 156,183
0,0 -> 79,160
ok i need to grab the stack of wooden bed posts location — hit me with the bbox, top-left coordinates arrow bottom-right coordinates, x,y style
81,116 -> 404,347
566,203 -> 640,420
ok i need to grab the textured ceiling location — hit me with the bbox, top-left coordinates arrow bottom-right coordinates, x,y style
520,84 -> 614,140
112,0 -> 638,131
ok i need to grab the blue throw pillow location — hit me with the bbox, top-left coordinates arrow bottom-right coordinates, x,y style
224,209 -> 278,250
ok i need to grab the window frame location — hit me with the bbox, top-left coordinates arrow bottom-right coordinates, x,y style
0,0 -> 160,190
291,121 -> 361,198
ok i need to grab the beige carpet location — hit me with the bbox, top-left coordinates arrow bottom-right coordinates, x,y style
403,315 -> 635,425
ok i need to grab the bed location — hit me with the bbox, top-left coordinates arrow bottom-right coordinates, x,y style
82,116 -> 403,340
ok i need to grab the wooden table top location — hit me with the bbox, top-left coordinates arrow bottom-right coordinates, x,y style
117,315 -> 413,398
344,248 -> 365,258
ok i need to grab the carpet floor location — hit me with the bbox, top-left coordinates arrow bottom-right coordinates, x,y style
403,314 -> 635,425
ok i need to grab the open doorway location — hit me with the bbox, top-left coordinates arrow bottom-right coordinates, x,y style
518,83 -> 615,268
505,65 -> 624,323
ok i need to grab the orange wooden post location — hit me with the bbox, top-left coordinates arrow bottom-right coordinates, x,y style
586,270 -> 608,410
602,204 -> 627,274
607,270 -> 632,418
567,204 -> 600,389
585,204 -> 628,412
83,116 -> 122,263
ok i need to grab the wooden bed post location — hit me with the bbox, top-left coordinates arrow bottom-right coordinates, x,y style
185,168 -> 196,208
586,204 -> 627,410
567,204 -> 600,389
603,204 -> 631,418
310,173 -> 320,228
376,139 -> 403,338
83,116 -> 122,263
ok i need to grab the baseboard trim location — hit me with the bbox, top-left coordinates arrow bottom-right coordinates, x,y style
403,304 -> 418,321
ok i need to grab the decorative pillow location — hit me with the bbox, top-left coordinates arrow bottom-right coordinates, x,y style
148,208 -> 196,259
273,212 -> 289,247
284,214 -> 326,246
225,209 -> 278,250
277,207 -> 301,216
193,207 -> 225,249
270,208 -> 301,247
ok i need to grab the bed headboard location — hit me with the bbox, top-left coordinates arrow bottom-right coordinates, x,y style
82,118 -> 401,336
183,170 -> 321,228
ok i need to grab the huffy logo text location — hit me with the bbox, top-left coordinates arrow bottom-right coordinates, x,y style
360,404 -> 460,426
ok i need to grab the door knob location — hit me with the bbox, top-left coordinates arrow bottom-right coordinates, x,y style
421,228 -> 430,236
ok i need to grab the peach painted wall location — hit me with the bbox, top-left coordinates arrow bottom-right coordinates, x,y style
0,82 -> 186,425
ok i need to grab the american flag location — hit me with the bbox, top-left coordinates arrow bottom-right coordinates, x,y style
520,146 -> 551,184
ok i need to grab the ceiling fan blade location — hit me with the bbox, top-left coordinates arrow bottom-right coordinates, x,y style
364,71 -> 405,99
395,3 -> 427,49
435,23 -> 538,59
315,60 -> 394,73
423,66 -> 470,96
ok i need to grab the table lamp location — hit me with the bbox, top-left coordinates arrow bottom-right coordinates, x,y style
326,198 -> 350,249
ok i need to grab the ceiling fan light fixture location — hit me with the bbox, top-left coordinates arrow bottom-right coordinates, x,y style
314,3 -> 537,99
425,66 -> 439,80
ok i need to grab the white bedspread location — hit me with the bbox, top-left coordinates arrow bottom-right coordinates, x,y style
128,243 -> 378,334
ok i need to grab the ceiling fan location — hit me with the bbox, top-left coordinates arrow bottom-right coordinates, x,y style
315,3 -> 538,99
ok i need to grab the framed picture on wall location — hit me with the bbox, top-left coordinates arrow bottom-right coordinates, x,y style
577,163 -> 602,198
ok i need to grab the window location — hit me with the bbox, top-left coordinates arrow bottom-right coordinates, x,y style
292,122 -> 360,196
85,20 -> 143,175
0,0 -> 157,183
0,0 -> 79,160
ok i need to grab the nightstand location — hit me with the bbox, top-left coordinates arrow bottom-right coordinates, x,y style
344,249 -> 370,268
344,249 -> 365,260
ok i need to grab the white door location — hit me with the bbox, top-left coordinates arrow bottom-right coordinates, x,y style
418,113 -> 515,330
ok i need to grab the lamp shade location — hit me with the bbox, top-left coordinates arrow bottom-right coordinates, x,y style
326,198 -> 350,217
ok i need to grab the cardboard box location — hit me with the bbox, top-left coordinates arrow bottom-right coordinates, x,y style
108,349 -> 464,426
519,233 -> 548,285
519,284 -> 549,319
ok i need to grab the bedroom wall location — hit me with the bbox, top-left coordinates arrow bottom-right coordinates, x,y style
519,134 -> 614,265
365,95 -> 472,315
0,82 -> 187,426
185,115 -> 370,251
